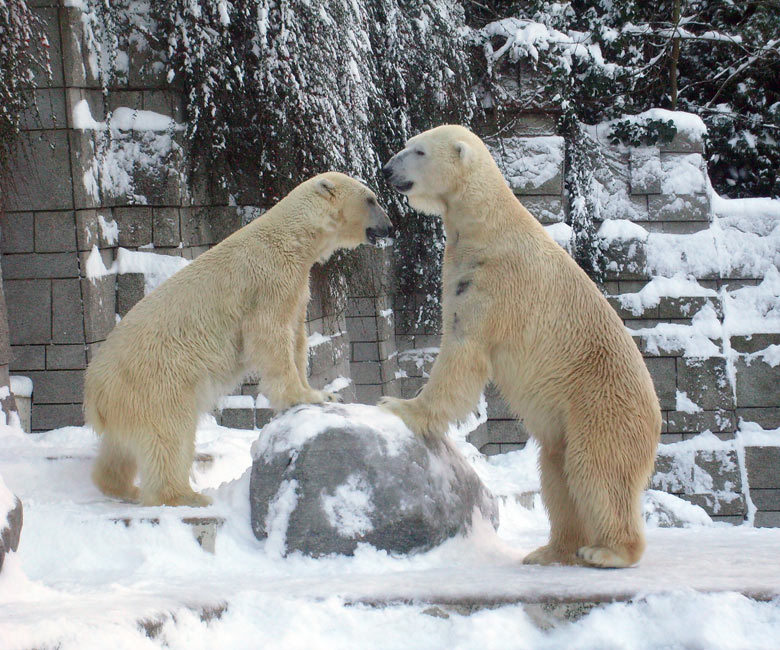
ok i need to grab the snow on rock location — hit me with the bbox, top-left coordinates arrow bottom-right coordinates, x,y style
249,403 -> 499,556
9,377 -> 32,399
597,218 -> 649,242
0,472 -> 23,573
115,247 -> 189,294
488,135 -> 564,193
643,489 -> 713,528
617,274 -> 717,317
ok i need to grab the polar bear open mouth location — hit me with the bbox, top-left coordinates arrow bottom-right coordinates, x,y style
393,180 -> 414,193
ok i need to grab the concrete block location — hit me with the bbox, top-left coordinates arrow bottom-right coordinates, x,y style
208,207 -> 241,244
116,273 -> 145,318
750,489 -> 780,511
485,384 -> 513,419
46,344 -> 87,370
678,357 -> 735,410
492,136 -> 564,195
745,447 -> 780,489
666,409 -> 735,434
82,276 -> 116,343
736,408 -> 780,430
35,211 -> 77,252
115,207 -> 153,248
731,334 -> 780,354
350,361 -> 381,385
10,345 -> 46,371
648,193 -> 709,222
354,383 -> 383,405
68,130 -> 98,209
644,356 -> 676,410
52,278 -> 85,344
5,279 -> 51,345
659,221 -> 711,234
630,147 -> 662,194
520,196 -> 565,224
346,297 -> 377,318
153,208 -> 181,247
352,342 -> 379,362
659,130 -> 705,154
180,208 -> 215,247
754,512 -> 780,528
735,357 -> 780,408
487,419 -> 530,444
20,88 -> 67,130
308,341 -> 334,378
30,7 -> 63,87
219,408 -> 254,430
32,403 -> 84,431
346,315 -> 378,343
256,408 -> 274,429
601,237 -> 648,281
2,252 -> 79,279
7,130 -> 74,212
25,370 -> 84,404
659,296 -> 721,320
1,212 -> 34,253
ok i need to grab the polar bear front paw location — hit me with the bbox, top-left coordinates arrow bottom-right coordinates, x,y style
321,391 -> 343,403
378,396 -> 444,440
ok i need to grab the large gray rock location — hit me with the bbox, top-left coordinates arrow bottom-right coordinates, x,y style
1,482 -> 23,572
250,404 -> 498,557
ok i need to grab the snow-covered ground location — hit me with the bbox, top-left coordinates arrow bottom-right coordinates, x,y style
2,410 -> 780,650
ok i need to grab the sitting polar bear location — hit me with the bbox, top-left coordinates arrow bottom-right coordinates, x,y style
85,172 -> 392,507
380,125 -> 661,568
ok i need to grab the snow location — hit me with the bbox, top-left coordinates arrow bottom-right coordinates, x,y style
1,406 -> 780,648
676,391 -> 703,414
307,331 -> 331,348
321,473 -> 375,537
597,219 -> 649,242
323,376 -> 352,394
9,376 -> 33,399
218,395 -> 255,410
115,248 -> 190,294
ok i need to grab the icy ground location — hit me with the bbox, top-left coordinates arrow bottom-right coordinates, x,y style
1,408 -> 780,650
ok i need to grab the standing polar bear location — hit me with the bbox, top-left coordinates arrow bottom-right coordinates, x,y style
380,125 -> 661,568
85,172 -> 392,507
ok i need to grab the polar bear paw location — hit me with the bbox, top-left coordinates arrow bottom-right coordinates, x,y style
576,545 -> 634,568
377,396 -> 445,441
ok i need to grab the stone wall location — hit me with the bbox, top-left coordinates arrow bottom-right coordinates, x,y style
1,2 -> 777,527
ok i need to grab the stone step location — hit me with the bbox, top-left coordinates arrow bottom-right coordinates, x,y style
109,515 -> 225,553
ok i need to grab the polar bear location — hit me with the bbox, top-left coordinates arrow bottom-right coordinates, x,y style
85,172 -> 392,507
380,125 -> 661,568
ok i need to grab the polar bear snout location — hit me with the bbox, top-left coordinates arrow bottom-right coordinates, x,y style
365,203 -> 393,245
382,157 -> 414,193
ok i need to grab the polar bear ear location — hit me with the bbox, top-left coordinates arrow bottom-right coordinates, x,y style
454,141 -> 473,166
315,177 -> 337,200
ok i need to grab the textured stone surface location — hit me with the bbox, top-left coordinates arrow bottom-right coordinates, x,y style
677,357 -> 734,410
6,131 -> 74,212
116,273 -> 145,318
250,404 -> 498,556
4,280 -> 51,345
0,494 -> 23,573
735,358 -> 780,408
745,447 -> 780,490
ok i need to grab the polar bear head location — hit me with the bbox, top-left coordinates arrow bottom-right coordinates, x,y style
382,125 -> 494,216
309,172 -> 393,253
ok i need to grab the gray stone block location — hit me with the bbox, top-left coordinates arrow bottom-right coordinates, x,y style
745,447 -> 780,489
658,221 -> 711,234
31,403 -> 84,431
31,6 -> 63,87
82,276 -> 116,343
659,296 -> 721,320
7,130 -> 74,212
180,208 -> 215,247
750,489 -> 780,511
487,419 -> 530,445
25,370 -> 83,404
466,421 -> 490,452
1,212 -> 34,253
601,237 -> 648,281
35,211 -> 77,253
736,408 -> 780,430
308,341 -> 335,378
5,279 -> 51,345
153,208 -> 181,247
10,345 -> 46,371
491,136 -> 564,195
735,357 -> 780,408
249,403 -> 498,556
2,252 -> 79,280
678,357 -> 734,410
630,147 -> 662,195
115,207 -> 153,248
354,383 -> 383,404
350,361 -> 381,385
116,273 -> 145,318
68,131 -> 98,210
754,511 -> 780,528
667,409 -> 735,434
208,207 -> 242,244
659,130 -> 705,154
46,344 -> 87,370
346,297 -> 377,318
256,408 -> 274,429
648,193 -> 709,222
20,88 -> 67,130
731,334 -> 780,354
352,342 -> 379,363
644,356 -> 676,410
52,278 -> 84,344
219,408 -> 254,430
0,496 -> 23,573
520,196 -> 565,224
346,315 -> 378,343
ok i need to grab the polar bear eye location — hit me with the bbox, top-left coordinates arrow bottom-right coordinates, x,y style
415,150 -> 425,156
367,197 -> 376,205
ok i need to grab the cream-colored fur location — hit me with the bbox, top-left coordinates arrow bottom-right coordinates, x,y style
85,172 -> 391,507
380,125 -> 661,568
